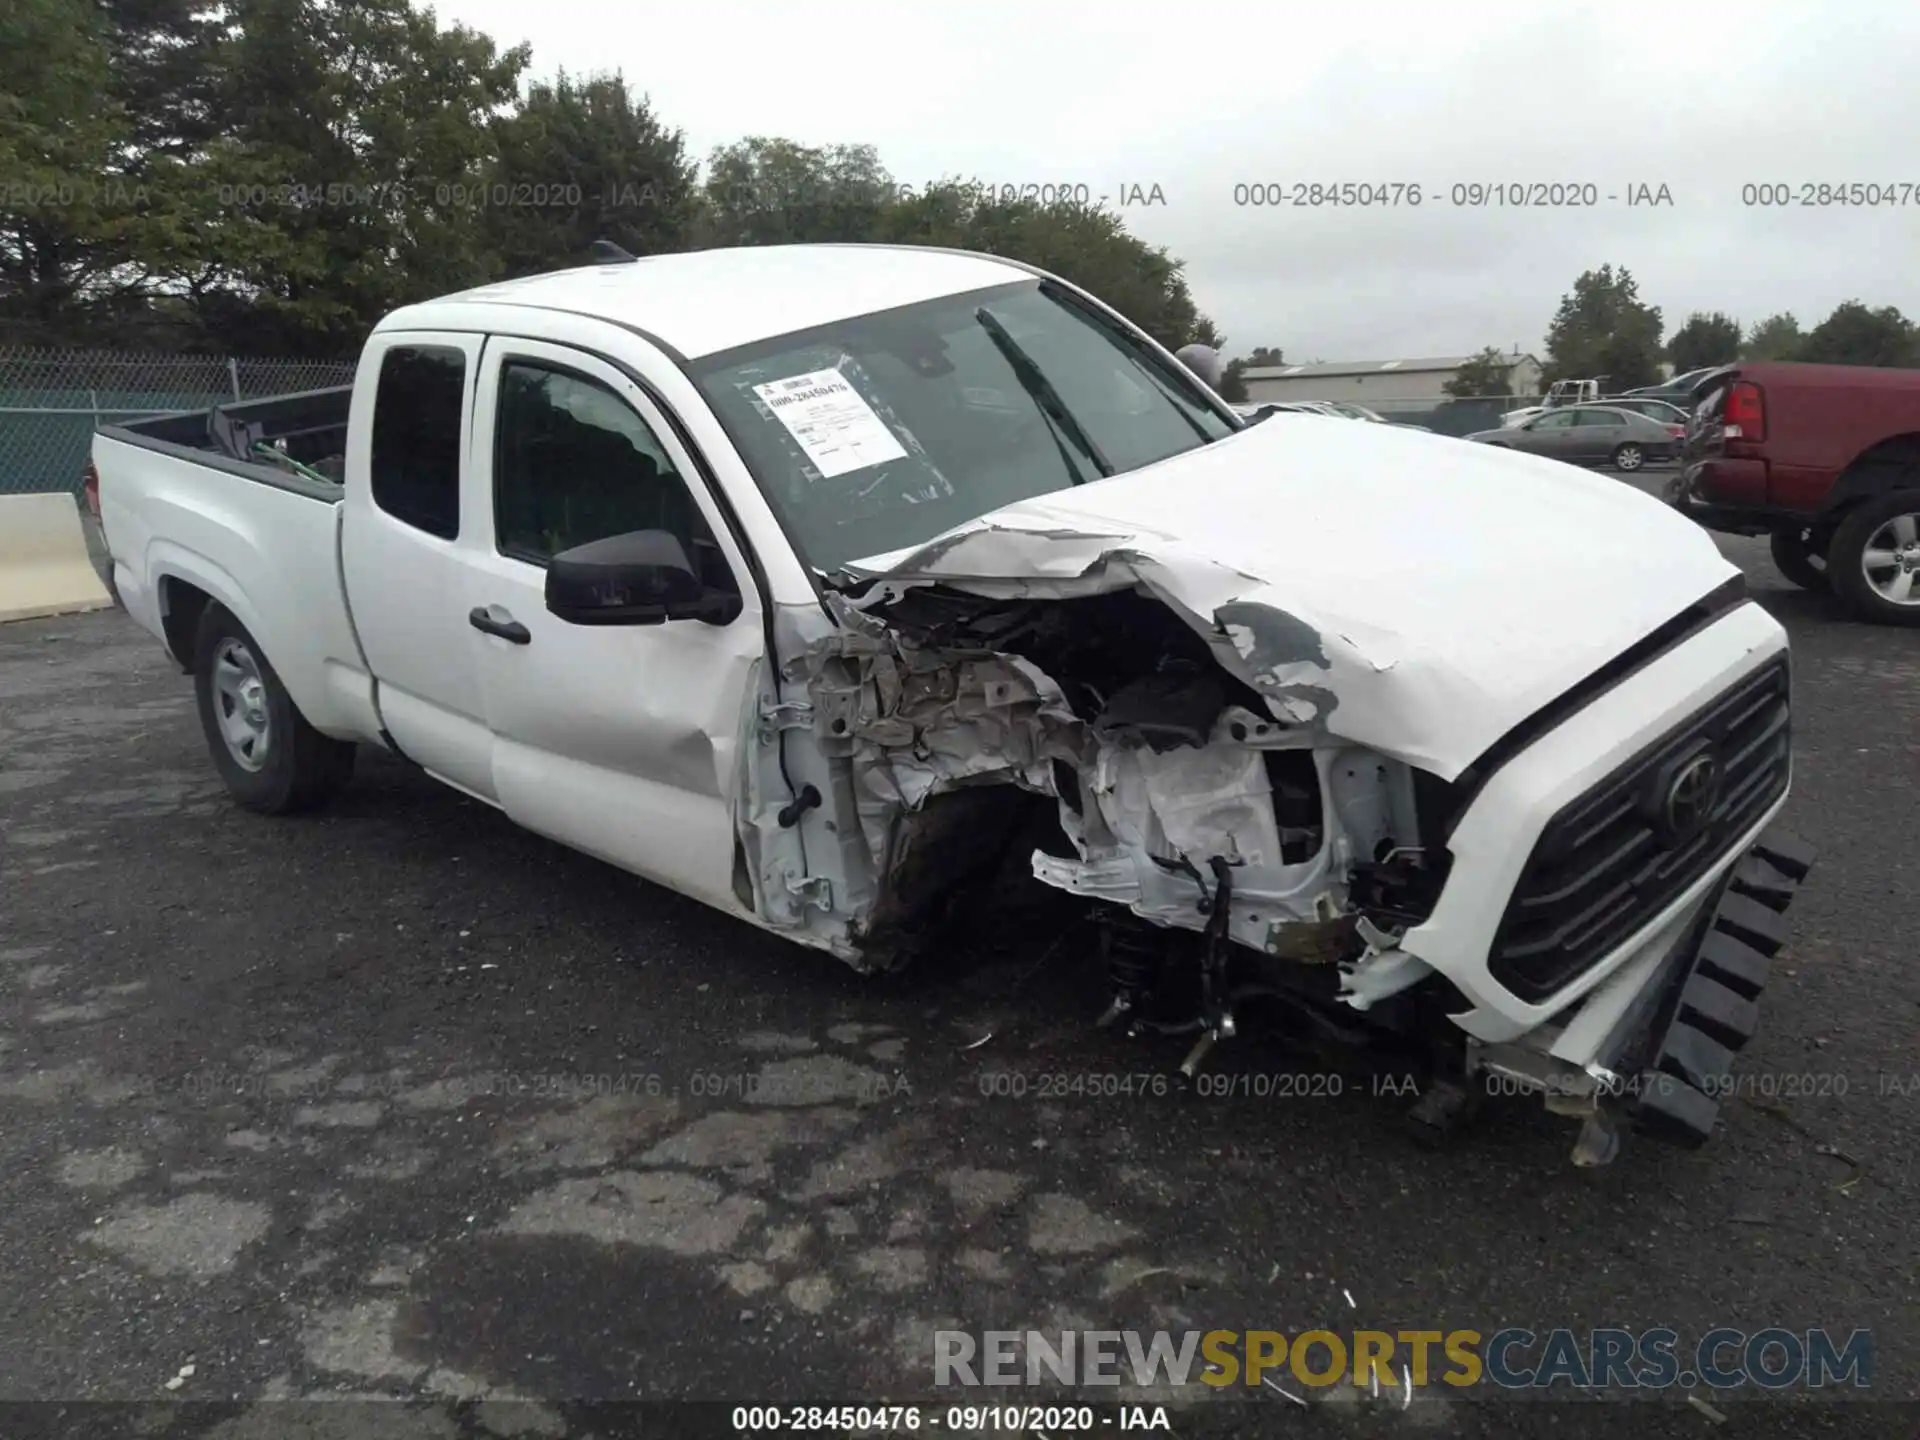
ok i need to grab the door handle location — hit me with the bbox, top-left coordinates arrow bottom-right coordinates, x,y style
469,606 -> 531,644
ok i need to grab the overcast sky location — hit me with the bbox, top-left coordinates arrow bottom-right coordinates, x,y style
442,0 -> 1918,363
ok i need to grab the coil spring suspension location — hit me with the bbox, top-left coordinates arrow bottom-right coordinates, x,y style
1096,916 -> 1165,1029
1105,920 -> 1161,998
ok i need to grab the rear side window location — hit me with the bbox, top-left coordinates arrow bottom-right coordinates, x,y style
370,346 -> 466,539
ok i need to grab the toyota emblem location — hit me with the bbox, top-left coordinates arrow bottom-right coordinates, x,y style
1660,752 -> 1722,843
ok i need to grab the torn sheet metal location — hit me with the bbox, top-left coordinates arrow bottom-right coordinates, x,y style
1035,721 -> 1352,952
791,604 -> 1084,953
825,632 -> 1078,868
797,598 -> 1355,954
837,418 -> 1739,780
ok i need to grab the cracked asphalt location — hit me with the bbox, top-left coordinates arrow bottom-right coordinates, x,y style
1,512 -> 1917,1440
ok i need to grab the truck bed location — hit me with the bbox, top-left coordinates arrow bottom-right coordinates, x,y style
107,385 -> 353,496
93,390 -> 378,743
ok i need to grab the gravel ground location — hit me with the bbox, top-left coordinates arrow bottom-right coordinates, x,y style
1,514 -> 1916,1439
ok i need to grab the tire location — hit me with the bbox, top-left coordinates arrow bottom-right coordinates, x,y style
1827,488 -> 1920,627
1611,443 -> 1645,472
192,603 -> 356,813
1768,525 -> 1831,593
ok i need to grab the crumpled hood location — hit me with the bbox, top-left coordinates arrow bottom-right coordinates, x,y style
840,416 -> 1741,779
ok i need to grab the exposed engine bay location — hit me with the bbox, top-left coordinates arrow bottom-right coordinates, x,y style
788,580 -> 1459,1078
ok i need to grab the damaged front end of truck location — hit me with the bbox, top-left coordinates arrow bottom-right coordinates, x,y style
731,481 -> 1813,1168
742,519 -> 1472,1087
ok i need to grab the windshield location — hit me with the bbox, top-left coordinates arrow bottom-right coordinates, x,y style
687,279 -> 1237,572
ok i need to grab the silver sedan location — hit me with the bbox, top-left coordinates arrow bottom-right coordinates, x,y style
1464,404 -> 1681,472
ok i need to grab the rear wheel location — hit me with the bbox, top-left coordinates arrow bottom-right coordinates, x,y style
1611,443 -> 1645,472
1768,525 -> 1830,592
1827,489 -> 1920,626
192,603 -> 356,812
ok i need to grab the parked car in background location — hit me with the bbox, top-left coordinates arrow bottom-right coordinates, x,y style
1233,401 -> 1336,419
1467,404 -> 1679,472
1314,400 -> 1435,432
1236,400 -> 1432,431
1601,397 -> 1691,428
1670,359 -> 1920,625
1621,367 -> 1724,410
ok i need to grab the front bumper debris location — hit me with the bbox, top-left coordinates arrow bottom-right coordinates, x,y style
1628,827 -> 1816,1148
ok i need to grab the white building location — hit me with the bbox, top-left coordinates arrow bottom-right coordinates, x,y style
1240,352 -> 1543,404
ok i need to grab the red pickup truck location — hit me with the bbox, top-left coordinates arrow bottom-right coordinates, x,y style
1669,360 -> 1920,626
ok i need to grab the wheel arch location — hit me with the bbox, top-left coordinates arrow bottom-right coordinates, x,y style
157,575 -> 215,672
1822,434 -> 1920,516
148,544 -> 345,733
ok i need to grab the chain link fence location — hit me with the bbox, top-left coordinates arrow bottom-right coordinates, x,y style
0,348 -> 357,495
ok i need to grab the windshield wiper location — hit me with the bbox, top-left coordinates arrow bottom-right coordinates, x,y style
975,307 -> 1115,481
1039,281 -> 1221,443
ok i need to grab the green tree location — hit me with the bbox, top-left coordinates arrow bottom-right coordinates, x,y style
1443,346 -> 1517,398
103,0 -> 227,161
0,0 -> 153,342
1796,301 -> 1918,368
1667,311 -> 1743,372
1744,312 -> 1803,361
696,137 -> 895,248
1244,345 -> 1283,367
875,183 -> 1219,352
164,0 -> 528,355
484,71 -> 700,278
7,4 -> 1229,364
1542,264 -> 1664,390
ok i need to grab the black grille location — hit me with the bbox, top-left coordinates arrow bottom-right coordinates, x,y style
1488,656 -> 1791,1002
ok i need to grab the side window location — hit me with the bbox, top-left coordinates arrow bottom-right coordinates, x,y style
493,361 -> 733,590
1534,411 -> 1576,430
370,345 -> 465,539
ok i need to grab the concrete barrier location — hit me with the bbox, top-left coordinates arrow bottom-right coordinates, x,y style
0,492 -> 115,624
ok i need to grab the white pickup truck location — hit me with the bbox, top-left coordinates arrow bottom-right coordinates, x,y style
94,243 -> 1812,1164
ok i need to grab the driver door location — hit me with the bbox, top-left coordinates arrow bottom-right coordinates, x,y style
1524,409 -> 1579,457
462,338 -> 764,915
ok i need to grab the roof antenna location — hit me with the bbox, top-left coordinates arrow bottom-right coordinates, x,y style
589,239 -> 637,265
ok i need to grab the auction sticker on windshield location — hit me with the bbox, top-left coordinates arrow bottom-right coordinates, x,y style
753,368 -> 908,479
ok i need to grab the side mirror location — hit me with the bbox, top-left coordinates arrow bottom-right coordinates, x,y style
544,529 -> 741,626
